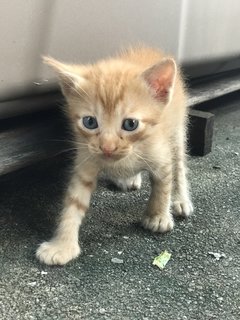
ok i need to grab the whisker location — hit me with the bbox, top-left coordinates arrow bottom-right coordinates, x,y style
133,152 -> 154,173
46,138 -> 88,148
75,154 -> 93,169
124,154 -> 135,177
51,147 -> 78,157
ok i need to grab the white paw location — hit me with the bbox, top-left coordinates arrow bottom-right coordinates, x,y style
172,199 -> 193,217
113,173 -> 142,191
142,214 -> 174,233
36,240 -> 81,265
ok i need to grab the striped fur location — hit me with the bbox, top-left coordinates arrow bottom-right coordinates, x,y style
36,46 -> 193,265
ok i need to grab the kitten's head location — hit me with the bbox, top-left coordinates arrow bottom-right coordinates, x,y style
44,55 -> 176,164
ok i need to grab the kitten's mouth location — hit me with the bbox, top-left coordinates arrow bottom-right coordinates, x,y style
100,153 -> 127,162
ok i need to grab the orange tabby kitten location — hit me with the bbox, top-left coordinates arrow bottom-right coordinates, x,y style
36,47 -> 193,265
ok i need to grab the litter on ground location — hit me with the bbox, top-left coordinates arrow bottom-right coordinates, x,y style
152,250 -> 171,270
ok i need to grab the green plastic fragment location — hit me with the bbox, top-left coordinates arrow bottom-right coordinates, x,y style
152,250 -> 171,270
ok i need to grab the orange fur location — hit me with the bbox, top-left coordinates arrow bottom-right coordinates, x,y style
36,46 -> 193,266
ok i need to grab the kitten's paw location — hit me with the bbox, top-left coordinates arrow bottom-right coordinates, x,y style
114,173 -> 142,191
142,214 -> 174,233
172,200 -> 193,217
36,240 -> 81,265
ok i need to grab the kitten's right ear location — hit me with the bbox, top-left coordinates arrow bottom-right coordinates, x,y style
142,58 -> 177,105
43,56 -> 87,96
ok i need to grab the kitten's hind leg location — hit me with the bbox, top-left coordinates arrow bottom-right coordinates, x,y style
112,173 -> 142,191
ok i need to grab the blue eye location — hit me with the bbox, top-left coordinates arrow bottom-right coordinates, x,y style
82,116 -> 98,129
122,118 -> 139,131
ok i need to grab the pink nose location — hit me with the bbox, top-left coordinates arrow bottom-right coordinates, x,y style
100,145 -> 117,157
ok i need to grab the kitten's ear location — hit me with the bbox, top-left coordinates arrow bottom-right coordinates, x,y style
142,58 -> 177,105
43,56 -> 87,96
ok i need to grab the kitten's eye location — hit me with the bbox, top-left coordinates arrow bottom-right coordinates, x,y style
82,116 -> 98,130
122,118 -> 139,131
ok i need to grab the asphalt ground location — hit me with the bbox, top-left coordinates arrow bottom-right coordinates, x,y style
0,93 -> 239,319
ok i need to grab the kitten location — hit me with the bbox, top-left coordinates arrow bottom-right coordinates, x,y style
36,46 -> 193,265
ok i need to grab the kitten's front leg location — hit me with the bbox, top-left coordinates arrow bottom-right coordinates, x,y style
36,164 -> 98,265
172,135 -> 193,217
142,164 -> 174,233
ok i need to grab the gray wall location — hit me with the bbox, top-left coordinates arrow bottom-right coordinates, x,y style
1,0 -> 240,99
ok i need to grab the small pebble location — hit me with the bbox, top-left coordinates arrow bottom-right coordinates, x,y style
111,258 -> 124,264
208,252 -> 226,260
99,308 -> 106,314
28,282 -> 37,286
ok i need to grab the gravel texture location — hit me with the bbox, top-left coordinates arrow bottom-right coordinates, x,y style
0,94 -> 239,320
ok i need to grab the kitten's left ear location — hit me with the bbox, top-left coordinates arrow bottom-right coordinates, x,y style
142,58 -> 177,105
43,56 -> 87,97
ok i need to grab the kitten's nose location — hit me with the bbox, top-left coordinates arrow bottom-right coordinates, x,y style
100,145 -> 117,157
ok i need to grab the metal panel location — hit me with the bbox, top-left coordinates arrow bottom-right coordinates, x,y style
40,0 -> 183,80
1,0 -> 240,112
0,0 -> 55,98
178,0 -> 240,63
